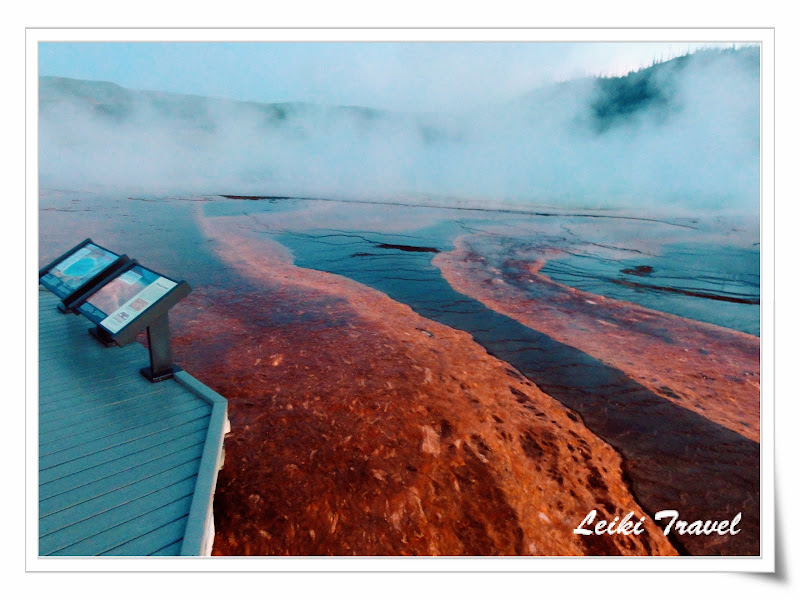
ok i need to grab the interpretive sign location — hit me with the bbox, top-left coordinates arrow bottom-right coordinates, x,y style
78,261 -> 191,381
78,262 -> 190,343
79,266 -> 175,330
41,241 -> 192,382
39,239 -> 128,308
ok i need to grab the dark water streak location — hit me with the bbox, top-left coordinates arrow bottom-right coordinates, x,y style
220,194 -> 700,229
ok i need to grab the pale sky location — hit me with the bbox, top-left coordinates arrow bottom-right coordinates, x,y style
39,41 -> 736,112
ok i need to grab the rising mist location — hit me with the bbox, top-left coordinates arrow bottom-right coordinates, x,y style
38,46 -> 759,213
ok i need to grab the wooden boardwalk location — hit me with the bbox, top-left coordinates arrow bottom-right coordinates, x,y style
39,289 -> 228,556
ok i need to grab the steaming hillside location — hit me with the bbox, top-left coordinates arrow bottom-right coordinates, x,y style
39,46 -> 759,210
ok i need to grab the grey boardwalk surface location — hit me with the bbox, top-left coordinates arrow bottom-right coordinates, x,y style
39,289 -> 228,556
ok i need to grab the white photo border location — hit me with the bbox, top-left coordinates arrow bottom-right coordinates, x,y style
25,27 -> 776,573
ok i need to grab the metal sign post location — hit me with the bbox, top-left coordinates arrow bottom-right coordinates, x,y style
141,313 -> 176,382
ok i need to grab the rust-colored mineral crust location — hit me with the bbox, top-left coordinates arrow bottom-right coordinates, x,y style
39,192 -> 758,556
429,235 -> 760,556
433,236 -> 760,443
179,214 -> 678,556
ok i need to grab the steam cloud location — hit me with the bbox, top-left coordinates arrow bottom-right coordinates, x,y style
39,47 -> 759,213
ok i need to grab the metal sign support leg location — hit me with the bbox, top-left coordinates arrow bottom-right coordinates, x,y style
140,313 -> 176,382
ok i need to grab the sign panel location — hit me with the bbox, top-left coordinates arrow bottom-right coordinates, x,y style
40,243 -> 120,299
79,265 -> 178,332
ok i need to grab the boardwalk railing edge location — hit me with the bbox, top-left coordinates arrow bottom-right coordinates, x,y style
173,371 -> 230,557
